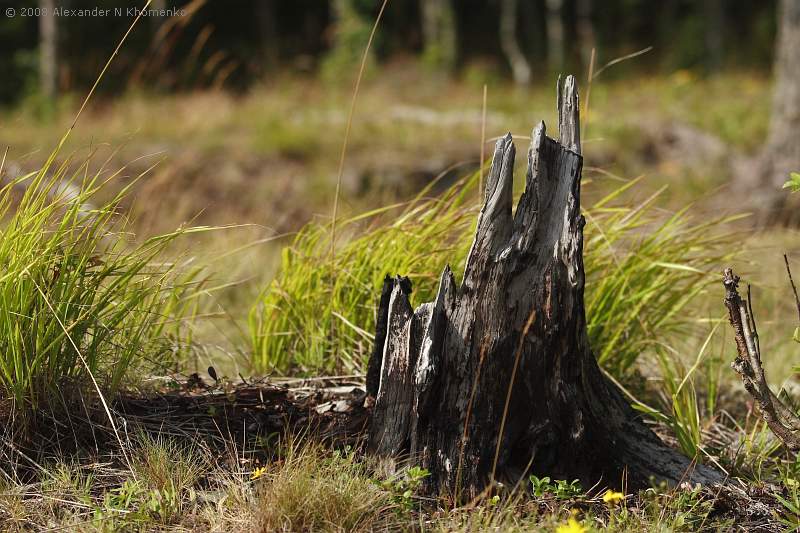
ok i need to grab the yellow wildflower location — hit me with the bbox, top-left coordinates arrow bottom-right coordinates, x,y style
250,466 -> 267,481
602,489 -> 625,505
556,517 -> 586,533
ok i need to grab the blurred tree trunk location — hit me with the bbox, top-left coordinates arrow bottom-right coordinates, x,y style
545,0 -> 564,70
151,0 -> 166,31
256,0 -> 279,71
499,0 -> 531,85
705,0 -> 724,71
421,0 -> 457,72
576,0 -> 595,73
736,0 -> 800,223
39,0 -> 57,100
764,0 -> 800,193
323,0 -> 372,81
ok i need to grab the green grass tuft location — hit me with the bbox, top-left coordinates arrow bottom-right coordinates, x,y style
0,153 -> 200,429
250,172 -> 735,378
583,179 -> 738,376
249,172 -> 479,374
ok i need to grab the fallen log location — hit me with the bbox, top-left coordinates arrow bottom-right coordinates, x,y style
115,374 -> 370,449
366,76 -> 723,499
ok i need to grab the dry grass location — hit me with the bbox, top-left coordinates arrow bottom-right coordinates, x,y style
253,443 -> 393,532
132,433 -> 208,494
0,424 -> 793,532
0,69 -> 772,238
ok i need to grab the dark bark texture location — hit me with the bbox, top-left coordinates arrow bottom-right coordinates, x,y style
367,76 -> 722,499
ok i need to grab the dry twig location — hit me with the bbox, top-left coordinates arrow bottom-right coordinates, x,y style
722,268 -> 800,450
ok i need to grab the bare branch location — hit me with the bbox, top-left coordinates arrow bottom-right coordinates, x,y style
722,268 -> 800,450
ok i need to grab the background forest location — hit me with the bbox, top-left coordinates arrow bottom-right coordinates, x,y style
0,0 -> 780,103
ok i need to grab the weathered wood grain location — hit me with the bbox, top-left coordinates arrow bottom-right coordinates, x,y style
367,76 -> 722,499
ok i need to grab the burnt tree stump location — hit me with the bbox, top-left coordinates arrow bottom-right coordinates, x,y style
367,76 -> 722,499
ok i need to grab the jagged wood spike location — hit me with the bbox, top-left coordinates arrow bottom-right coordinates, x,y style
527,120 -> 546,188
412,266 -> 454,412
465,134 -> 515,285
558,74 -> 581,155
512,118 -> 582,261
369,279 -> 416,457
511,121 -> 544,253
483,134 -> 509,203
367,275 -> 411,397
366,275 -> 394,397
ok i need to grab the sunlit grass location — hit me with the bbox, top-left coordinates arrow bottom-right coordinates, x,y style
0,152 -> 201,429
250,170 -> 735,378
584,178 -> 739,376
249,172 -> 479,373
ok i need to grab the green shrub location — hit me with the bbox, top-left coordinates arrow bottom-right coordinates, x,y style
0,153 -> 198,426
250,174 -> 733,377
784,172 -> 800,193
632,323 -> 723,460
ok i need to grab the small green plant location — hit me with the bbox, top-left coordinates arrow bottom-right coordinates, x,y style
91,477 -> 193,529
255,440 -> 392,531
635,348 -> 704,460
379,466 -> 431,513
638,483 -> 714,530
42,461 -> 94,508
93,479 -> 149,530
630,311 -> 726,460
131,433 -> 207,523
775,489 -> 800,531
529,475 -> 583,499
783,172 -> 800,193
775,456 -> 800,530
142,485 -> 182,523
732,420 -> 784,483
